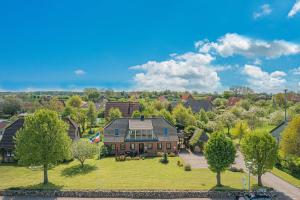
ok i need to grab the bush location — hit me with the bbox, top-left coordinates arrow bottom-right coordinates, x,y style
157,152 -> 164,157
276,155 -> 300,178
160,153 -> 169,164
99,145 -> 108,159
184,164 -> 192,171
168,152 -> 176,157
229,166 -> 244,173
115,155 -> 126,162
133,156 -> 140,160
177,160 -> 183,167
125,156 -> 132,161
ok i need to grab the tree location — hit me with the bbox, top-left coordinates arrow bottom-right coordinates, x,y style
84,88 -> 101,102
269,111 -> 285,126
172,104 -> 196,127
15,109 -> 72,184
106,107 -> 122,122
217,112 -> 236,136
0,97 -> 22,115
231,121 -> 249,144
204,132 -> 236,186
44,97 -> 64,113
131,110 -> 141,118
244,110 -> 259,131
72,140 -> 98,168
87,102 -> 97,131
197,109 -> 208,124
241,131 -> 278,186
280,116 -> 300,156
67,95 -> 82,108
159,109 -> 175,125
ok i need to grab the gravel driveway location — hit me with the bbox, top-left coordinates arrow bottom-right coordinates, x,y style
179,149 -> 208,168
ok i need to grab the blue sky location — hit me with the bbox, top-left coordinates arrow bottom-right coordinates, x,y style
0,0 -> 300,93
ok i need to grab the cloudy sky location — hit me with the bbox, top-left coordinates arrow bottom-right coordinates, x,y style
0,0 -> 300,93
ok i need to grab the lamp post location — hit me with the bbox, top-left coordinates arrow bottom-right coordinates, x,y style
246,161 -> 253,192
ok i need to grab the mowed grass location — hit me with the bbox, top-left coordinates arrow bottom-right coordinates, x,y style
272,168 -> 300,188
0,157 -> 254,190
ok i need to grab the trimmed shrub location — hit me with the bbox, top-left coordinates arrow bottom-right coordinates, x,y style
168,152 -> 176,157
157,152 -> 164,157
184,164 -> 192,171
229,166 -> 244,173
177,160 -> 183,167
160,153 -> 169,164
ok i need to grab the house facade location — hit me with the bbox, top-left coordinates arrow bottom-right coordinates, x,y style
103,117 -> 178,156
0,117 -> 80,162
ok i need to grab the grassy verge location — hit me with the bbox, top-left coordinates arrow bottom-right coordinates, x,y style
271,168 -> 300,188
0,157 -> 254,190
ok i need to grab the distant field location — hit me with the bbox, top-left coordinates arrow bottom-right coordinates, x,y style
0,157 -> 254,190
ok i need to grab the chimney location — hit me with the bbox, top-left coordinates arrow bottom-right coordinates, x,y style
141,115 -> 145,121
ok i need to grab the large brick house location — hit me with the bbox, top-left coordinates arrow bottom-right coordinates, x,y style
0,117 -> 80,162
103,117 -> 178,156
104,101 -> 140,118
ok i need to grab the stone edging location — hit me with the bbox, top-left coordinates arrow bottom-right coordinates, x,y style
0,190 -> 278,199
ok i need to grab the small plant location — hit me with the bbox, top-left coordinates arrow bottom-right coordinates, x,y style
133,156 -> 140,160
126,156 -> 132,161
229,166 -> 244,173
184,164 -> 192,171
99,145 -> 108,159
168,152 -> 176,157
115,155 -> 126,162
160,153 -> 169,164
177,160 -> 183,167
157,152 -> 164,157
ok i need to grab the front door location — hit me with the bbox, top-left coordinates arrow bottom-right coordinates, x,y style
139,143 -> 144,154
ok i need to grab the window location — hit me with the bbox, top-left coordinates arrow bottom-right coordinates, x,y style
163,128 -> 169,136
121,143 -> 126,150
157,143 -> 162,150
166,143 -> 171,149
114,128 -> 119,137
130,143 -> 135,150
111,144 -> 116,150
147,143 -> 153,149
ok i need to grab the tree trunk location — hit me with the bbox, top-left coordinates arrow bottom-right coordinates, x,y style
216,171 -> 221,186
80,161 -> 84,168
43,164 -> 48,184
227,127 -> 230,137
258,174 -> 263,186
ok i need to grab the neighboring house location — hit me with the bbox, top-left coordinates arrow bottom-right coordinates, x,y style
0,120 -> 10,145
189,130 -> 209,153
181,93 -> 194,102
104,101 -> 140,118
103,116 -> 178,156
270,121 -> 288,142
158,95 -> 168,102
81,101 -> 102,110
227,97 -> 241,106
0,117 -> 80,162
184,99 -> 213,113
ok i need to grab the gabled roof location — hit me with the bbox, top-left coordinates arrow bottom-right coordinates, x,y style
181,93 -> 194,101
0,118 -> 24,149
0,120 -> 10,129
63,117 -> 80,140
184,99 -> 213,113
104,101 -> 140,117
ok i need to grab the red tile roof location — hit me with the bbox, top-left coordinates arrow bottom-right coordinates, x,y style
104,102 -> 140,118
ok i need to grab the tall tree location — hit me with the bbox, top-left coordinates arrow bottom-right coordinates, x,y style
231,121 -> 249,144
0,97 -> 22,115
67,95 -> 82,108
204,132 -> 236,186
87,102 -> 97,131
15,109 -> 72,184
72,140 -> 98,168
106,107 -> 122,122
172,104 -> 196,127
280,115 -> 300,156
84,88 -> 101,102
241,131 -> 278,186
217,112 -> 236,136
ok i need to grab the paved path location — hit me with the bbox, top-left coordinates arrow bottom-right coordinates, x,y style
179,149 -> 208,168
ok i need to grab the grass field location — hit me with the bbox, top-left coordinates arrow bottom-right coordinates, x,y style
272,168 -> 300,188
0,157 -> 254,190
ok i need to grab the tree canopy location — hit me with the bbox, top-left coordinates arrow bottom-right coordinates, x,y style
106,107 -> 122,122
72,140 -> 98,168
15,109 -> 72,184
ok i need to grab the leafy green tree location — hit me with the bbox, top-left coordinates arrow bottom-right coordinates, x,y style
159,109 -> 175,125
0,97 -> 22,115
84,88 -> 101,102
87,102 -> 97,131
217,112 -> 236,136
15,109 -> 72,184
241,131 -> 278,186
231,121 -> 249,144
44,97 -> 64,113
197,109 -> 209,124
172,104 -> 196,127
238,99 -> 251,111
184,125 -> 197,139
204,132 -> 236,186
280,116 -> 300,156
106,107 -> 122,122
62,105 -> 75,117
244,110 -> 259,131
269,110 -> 285,126
67,95 -> 82,108
131,110 -> 141,118
212,98 -> 228,107
72,140 -> 98,168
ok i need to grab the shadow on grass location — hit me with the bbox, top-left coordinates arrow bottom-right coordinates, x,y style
209,185 -> 243,191
8,182 -> 63,190
61,164 -> 98,177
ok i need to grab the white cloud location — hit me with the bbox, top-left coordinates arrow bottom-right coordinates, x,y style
243,64 -> 286,92
197,33 -> 300,59
130,52 -> 221,92
288,0 -> 300,18
291,67 -> 300,75
74,69 -> 86,76
253,4 -> 272,19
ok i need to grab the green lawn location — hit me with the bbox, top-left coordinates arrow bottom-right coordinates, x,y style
272,168 -> 300,188
0,157 -> 254,190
